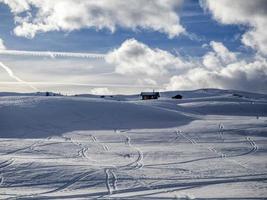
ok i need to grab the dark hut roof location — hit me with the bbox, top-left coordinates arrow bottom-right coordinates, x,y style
140,92 -> 160,96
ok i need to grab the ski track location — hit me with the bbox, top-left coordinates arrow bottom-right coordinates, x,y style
110,169 -> 118,192
117,130 -> 144,170
246,137 -> 258,154
0,102 -> 266,199
177,129 -> 251,170
111,129 -> 151,190
177,130 -> 197,145
104,168 -> 118,195
89,135 -> 110,153
37,134 -> 116,196
0,159 -> 14,189
134,147 -> 144,169
64,134 -> 122,197
219,123 -> 224,141
103,145 -> 109,151
105,168 -> 112,195
0,175 -> 3,186
43,171 -> 98,194
4,141 -> 41,155
0,127 -> 265,198
63,136 -> 88,159
69,136 -> 98,162
78,147 -> 89,158
3,137 -> 59,158
0,159 -> 14,169
91,135 -> 97,142
0,128 -> 261,198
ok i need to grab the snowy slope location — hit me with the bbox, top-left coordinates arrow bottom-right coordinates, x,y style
0,89 -> 267,199
0,96 -> 192,138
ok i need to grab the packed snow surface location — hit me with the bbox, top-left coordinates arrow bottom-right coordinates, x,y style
0,89 -> 267,199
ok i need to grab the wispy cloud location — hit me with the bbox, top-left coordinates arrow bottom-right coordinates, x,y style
0,50 -> 105,59
0,62 -> 37,91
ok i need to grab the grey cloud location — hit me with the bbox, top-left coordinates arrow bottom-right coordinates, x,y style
200,0 -> 267,55
0,0 -> 185,38
167,41 -> 267,93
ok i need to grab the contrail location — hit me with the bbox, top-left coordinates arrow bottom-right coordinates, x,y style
0,62 -> 38,91
0,50 -> 105,59
0,81 -> 161,89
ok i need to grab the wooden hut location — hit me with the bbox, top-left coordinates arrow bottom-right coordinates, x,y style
140,92 -> 160,100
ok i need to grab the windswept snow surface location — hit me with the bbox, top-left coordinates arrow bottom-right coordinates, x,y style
0,89 -> 267,199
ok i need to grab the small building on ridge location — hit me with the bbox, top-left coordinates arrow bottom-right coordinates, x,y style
140,92 -> 160,100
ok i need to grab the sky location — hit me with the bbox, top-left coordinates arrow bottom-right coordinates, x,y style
0,0 -> 266,95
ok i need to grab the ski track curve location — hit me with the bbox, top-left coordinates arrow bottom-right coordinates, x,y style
117,130 -> 144,170
2,123 -> 262,198
246,137 -> 258,154
134,147 -> 144,169
177,129 -> 250,170
104,168 -> 118,195
63,134 -> 122,197
111,129 -> 152,190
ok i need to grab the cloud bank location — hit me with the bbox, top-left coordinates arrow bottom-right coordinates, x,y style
107,39 -> 267,93
200,0 -> 267,55
0,0 -> 184,38
166,41 -> 267,93
90,87 -> 112,95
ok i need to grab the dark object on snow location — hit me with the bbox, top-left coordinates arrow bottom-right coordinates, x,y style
123,154 -> 131,158
100,95 -> 105,98
233,93 -> 243,98
140,92 -> 160,100
172,94 -> 183,99
46,92 -> 50,96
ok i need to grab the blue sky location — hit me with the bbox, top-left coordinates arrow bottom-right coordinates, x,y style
0,0 -> 245,55
0,0 -> 266,94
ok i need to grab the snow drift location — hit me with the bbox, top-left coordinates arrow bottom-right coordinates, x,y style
0,96 -> 193,138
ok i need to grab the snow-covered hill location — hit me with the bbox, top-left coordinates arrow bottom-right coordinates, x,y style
0,96 -> 192,138
0,89 -> 266,199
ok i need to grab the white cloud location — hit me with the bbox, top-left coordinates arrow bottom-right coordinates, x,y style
200,0 -> 267,55
210,41 -> 237,64
166,41 -> 267,93
137,78 -> 157,86
90,87 -> 112,95
106,39 -> 267,93
0,38 -> 6,50
203,41 -> 237,70
105,38 -> 190,77
1,38 -> 266,94
0,0 -> 30,13
1,0 -> 185,38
